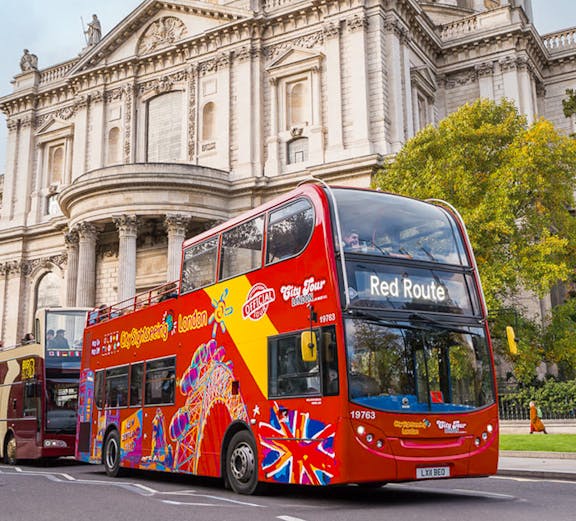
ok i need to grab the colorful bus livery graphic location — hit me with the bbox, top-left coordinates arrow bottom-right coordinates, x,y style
77,184 -> 498,494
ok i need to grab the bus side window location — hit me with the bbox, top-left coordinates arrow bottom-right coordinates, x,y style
130,363 -> 144,407
220,216 -> 264,280
269,332 -> 320,398
145,357 -> 176,405
23,380 -> 38,417
94,370 -> 105,409
266,198 -> 314,265
321,326 -> 339,396
181,238 -> 218,294
106,366 -> 128,408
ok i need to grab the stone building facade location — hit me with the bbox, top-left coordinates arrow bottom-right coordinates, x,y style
0,0 -> 575,344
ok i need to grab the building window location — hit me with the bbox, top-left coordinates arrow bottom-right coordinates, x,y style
287,80 -> 308,128
107,127 -> 121,165
147,92 -> 183,162
48,145 -> 64,185
417,94 -> 429,131
46,194 -> 60,216
36,272 -> 61,310
202,102 -> 216,141
287,137 -> 309,164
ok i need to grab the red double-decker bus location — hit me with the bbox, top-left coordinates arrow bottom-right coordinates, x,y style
1,307 -> 89,464
76,183 -> 498,494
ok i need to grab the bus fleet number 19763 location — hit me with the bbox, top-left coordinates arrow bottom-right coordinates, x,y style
350,410 -> 376,420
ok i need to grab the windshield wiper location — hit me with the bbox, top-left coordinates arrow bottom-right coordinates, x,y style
409,312 -> 480,336
348,310 -> 436,332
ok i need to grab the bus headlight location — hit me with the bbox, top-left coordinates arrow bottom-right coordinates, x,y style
357,426 -> 366,436
43,439 -> 67,448
487,424 -> 494,433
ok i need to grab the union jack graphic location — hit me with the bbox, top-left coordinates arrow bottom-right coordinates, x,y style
259,402 -> 336,485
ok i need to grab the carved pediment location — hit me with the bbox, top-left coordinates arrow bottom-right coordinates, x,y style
35,115 -> 74,136
267,48 -> 324,79
137,16 -> 187,55
68,1 -> 252,75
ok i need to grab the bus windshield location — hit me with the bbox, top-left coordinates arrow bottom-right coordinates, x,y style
345,318 -> 495,413
330,188 -> 468,266
45,378 -> 78,433
45,310 -> 86,370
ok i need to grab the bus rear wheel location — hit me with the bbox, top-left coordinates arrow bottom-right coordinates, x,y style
4,434 -> 17,465
103,430 -> 125,477
225,431 -> 259,495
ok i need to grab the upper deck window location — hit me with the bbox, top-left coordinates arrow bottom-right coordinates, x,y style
331,188 -> 468,266
220,216 -> 264,280
181,237 -> 218,294
44,310 -> 86,370
266,198 -> 314,264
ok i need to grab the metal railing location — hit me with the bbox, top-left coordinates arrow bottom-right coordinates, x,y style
499,400 -> 576,421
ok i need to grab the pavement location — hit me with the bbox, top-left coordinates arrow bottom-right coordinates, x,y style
498,451 -> 576,481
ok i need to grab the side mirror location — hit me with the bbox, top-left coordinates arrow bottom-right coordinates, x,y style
301,331 -> 317,362
506,326 -> 518,355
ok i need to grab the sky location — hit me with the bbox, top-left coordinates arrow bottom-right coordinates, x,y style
0,0 -> 575,173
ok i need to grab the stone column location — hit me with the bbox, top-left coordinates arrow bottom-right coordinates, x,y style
264,77 -> 281,176
324,21 -> 343,159
346,14 -> 371,153
165,214 -> 190,282
385,16 -> 407,153
64,229 -> 79,307
75,222 -> 98,307
113,215 -> 138,303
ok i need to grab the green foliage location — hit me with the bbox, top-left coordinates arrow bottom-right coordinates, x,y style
374,99 -> 576,312
489,308 -> 544,386
543,298 -> 576,380
562,88 -> 576,118
499,379 -> 576,416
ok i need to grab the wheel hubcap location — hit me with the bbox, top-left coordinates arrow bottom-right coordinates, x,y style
7,438 -> 16,462
230,442 -> 255,483
106,438 -> 118,469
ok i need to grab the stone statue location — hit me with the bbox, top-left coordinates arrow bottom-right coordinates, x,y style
85,14 -> 102,46
484,0 -> 501,9
19,49 -> 38,72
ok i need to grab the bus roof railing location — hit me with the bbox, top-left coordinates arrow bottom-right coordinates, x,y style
87,280 -> 179,326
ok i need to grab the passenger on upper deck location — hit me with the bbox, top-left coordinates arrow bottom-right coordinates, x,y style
343,230 -> 361,251
51,329 -> 69,349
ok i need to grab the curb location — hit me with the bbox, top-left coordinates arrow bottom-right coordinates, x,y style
500,451 -> 576,459
497,469 -> 576,481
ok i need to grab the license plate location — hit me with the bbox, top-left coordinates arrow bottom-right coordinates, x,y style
416,466 -> 450,479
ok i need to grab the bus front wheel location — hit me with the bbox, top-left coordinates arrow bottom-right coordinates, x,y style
225,431 -> 259,495
103,430 -> 124,477
4,434 -> 17,465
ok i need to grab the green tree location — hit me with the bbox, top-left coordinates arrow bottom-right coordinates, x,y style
373,99 -> 576,312
543,298 -> 576,380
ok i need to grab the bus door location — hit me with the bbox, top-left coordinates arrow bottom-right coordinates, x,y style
264,326 -> 339,485
18,356 -> 42,458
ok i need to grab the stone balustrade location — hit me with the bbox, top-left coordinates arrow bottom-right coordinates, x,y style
542,27 -> 576,52
39,60 -> 78,86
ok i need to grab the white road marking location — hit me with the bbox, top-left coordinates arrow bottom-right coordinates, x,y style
0,467 -> 265,507
491,475 -> 576,485
277,516 -> 311,521
389,483 -> 515,500
162,500 -> 222,507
